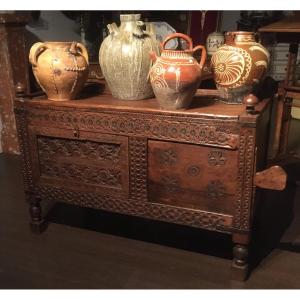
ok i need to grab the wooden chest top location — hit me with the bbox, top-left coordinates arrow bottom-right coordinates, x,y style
15,90 -> 270,124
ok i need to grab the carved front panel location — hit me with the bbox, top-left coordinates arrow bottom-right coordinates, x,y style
27,108 -> 239,149
38,137 -> 122,187
148,140 -> 239,215
29,126 -> 129,197
38,137 -> 121,164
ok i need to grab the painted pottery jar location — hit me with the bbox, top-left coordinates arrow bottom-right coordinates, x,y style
211,31 -> 270,103
149,33 -> 207,110
29,41 -> 89,101
99,14 -> 160,100
206,31 -> 225,56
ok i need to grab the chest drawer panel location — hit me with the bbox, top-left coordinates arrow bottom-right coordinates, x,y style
148,140 -> 238,215
28,126 -> 129,197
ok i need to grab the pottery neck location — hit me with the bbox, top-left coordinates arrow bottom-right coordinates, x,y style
161,50 -> 193,60
44,41 -> 73,49
44,42 -> 77,53
225,31 -> 256,45
119,14 -> 142,34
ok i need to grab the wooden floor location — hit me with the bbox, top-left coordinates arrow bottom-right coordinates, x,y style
1,153 -> 300,289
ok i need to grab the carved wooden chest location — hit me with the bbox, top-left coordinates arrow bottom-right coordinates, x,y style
14,90 -> 282,281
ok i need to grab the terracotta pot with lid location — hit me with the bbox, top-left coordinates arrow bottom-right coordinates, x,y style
149,33 -> 207,110
211,31 -> 270,104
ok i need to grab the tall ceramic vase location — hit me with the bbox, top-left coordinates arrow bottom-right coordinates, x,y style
29,41 -> 89,101
99,14 -> 160,100
211,31 -> 270,103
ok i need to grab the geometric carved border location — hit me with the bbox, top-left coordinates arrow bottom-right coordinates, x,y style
234,127 -> 256,231
34,185 -> 233,232
27,108 -> 239,149
129,137 -> 147,201
15,107 -> 34,191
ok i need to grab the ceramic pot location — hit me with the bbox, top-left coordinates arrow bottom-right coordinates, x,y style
29,41 -> 89,101
206,31 -> 225,56
99,14 -> 160,100
149,33 -> 207,110
211,31 -> 270,103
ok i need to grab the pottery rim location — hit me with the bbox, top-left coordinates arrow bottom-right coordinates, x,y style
160,49 -> 196,57
42,41 -> 80,48
225,31 -> 256,43
225,31 -> 255,36
120,14 -> 141,22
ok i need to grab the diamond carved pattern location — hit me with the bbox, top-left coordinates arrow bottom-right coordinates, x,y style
40,162 -> 122,187
37,136 -> 123,188
38,136 -> 120,162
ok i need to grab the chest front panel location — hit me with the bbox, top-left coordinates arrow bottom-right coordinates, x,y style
148,140 -> 238,215
28,126 -> 129,198
18,104 -> 261,232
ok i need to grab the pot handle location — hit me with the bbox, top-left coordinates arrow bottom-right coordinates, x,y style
192,45 -> 207,69
133,21 -> 145,37
29,42 -> 47,67
162,33 -> 193,50
107,23 -> 119,35
73,42 -> 89,65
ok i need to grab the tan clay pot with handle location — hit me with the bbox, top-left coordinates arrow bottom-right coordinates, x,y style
29,41 -> 89,101
149,33 -> 207,110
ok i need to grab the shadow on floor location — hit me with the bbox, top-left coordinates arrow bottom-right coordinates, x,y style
249,160 -> 300,271
48,203 -> 233,260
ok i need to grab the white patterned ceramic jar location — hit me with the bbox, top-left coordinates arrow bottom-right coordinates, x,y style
206,31 -> 225,56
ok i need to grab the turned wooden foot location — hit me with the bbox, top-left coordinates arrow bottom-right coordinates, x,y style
231,243 -> 249,281
29,199 -> 47,233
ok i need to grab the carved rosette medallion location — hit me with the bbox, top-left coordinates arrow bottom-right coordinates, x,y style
161,174 -> 179,193
207,180 -> 226,200
157,148 -> 177,166
186,165 -> 201,177
208,150 -> 226,166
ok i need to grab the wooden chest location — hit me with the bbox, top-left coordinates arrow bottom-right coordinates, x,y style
14,90 -> 279,281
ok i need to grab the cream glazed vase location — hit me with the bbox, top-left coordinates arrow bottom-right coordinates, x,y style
29,41 -> 89,101
99,14 -> 160,100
